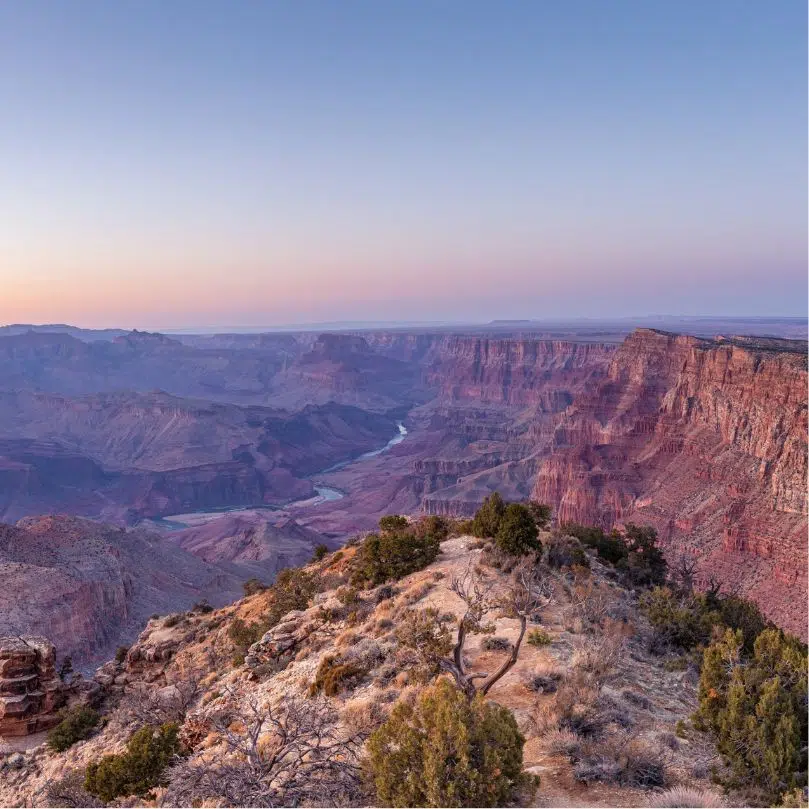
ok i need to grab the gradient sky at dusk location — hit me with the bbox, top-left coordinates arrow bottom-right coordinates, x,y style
1,1 -> 806,329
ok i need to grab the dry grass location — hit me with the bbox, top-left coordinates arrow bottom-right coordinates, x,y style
544,728 -> 583,757
574,735 -> 667,789
646,786 -> 727,807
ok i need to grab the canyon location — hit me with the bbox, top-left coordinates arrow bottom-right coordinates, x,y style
0,318 -> 805,661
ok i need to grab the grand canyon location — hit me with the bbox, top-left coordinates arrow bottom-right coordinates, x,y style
1,318 -> 806,668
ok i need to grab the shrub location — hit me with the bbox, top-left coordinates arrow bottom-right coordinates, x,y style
481,636 -> 512,652
192,600 -> 214,614
470,492 -> 507,538
524,501 -> 552,529
115,645 -> 129,664
379,514 -> 409,533
243,577 -> 268,596
412,515 -> 450,543
640,586 -> 713,650
695,627 -> 808,804
308,655 -> 368,697
163,614 -> 182,628
621,524 -> 667,587
647,786 -> 727,807
351,527 -> 440,586
495,503 -> 540,556
47,706 -> 100,752
545,728 -> 582,757
336,585 -> 360,606
527,628 -> 552,647
563,523 -> 628,565
85,723 -> 181,802
574,736 -> 666,788
311,543 -> 329,562
546,535 -> 589,569
44,770 -> 103,808
227,618 -> 264,665
366,679 -> 528,807
265,567 -> 318,626
395,608 -> 453,682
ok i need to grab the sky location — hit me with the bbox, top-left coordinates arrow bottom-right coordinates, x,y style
1,1 -> 806,329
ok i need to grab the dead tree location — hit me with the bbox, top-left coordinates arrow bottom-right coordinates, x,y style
437,560 -> 552,698
671,554 -> 699,595
163,689 -> 369,807
121,677 -> 199,726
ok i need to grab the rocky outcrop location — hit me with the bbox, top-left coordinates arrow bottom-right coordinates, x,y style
532,329 -> 808,636
0,637 -> 66,737
0,517 -> 246,667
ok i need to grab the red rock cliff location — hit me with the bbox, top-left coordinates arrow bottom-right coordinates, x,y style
422,337 -> 617,407
533,329 -> 808,636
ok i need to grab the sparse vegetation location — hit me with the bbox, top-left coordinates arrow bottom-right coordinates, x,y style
165,693 -> 367,807
46,705 -> 100,752
114,645 -> 129,664
265,566 -> 318,626
647,786 -> 727,807
527,627 -> 552,646
85,723 -> 182,802
309,654 -> 368,697
311,543 -> 329,562
367,679 -> 530,807
242,577 -> 268,596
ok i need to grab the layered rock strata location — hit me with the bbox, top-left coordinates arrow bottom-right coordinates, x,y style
0,637 -> 66,737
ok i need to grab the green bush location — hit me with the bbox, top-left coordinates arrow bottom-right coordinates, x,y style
695,627 -> 807,805
641,587 -> 772,654
640,587 -> 713,650
620,524 -> 667,587
227,617 -> 265,665
545,535 -> 589,569
524,501 -> 552,529
352,527 -> 440,586
563,523 -> 628,565
379,514 -> 409,533
366,679 -> 529,807
115,646 -> 129,664
47,705 -> 100,752
85,723 -> 181,802
495,503 -> 541,556
470,492 -> 507,538
311,543 -> 329,562
526,628 -> 552,647
265,567 -> 318,626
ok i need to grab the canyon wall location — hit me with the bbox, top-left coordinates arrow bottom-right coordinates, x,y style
532,329 -> 808,636
0,516 -> 247,667
421,336 -> 617,407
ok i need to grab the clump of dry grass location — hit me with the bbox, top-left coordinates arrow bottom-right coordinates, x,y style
544,728 -> 582,757
341,698 -> 387,735
574,735 -> 667,789
401,580 -> 434,605
646,786 -> 726,807
526,660 -> 564,694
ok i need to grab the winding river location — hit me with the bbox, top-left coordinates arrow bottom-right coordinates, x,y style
155,422 -> 408,526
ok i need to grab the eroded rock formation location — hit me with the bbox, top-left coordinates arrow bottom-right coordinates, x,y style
0,637 -> 66,737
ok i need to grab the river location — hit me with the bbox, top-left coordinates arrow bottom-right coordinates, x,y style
154,421 -> 407,526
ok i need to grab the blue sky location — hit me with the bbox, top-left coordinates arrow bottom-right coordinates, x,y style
1,1 -> 805,328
